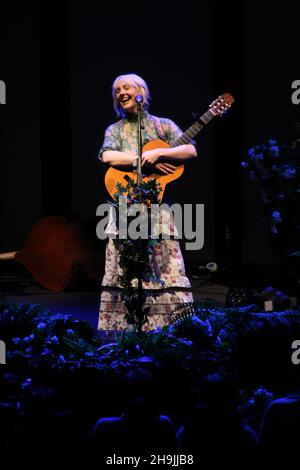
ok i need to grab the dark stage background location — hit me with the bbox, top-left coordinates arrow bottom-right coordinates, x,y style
0,0 -> 299,283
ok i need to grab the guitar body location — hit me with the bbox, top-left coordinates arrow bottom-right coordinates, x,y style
104,139 -> 184,201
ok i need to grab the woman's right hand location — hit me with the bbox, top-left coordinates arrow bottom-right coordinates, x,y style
154,162 -> 177,174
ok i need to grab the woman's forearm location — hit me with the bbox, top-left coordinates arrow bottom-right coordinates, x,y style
160,144 -> 197,162
102,150 -> 137,166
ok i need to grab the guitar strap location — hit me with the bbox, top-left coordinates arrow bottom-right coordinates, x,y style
151,115 -> 168,142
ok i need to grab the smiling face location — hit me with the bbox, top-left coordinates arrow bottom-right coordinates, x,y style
114,80 -> 142,115
112,74 -> 150,118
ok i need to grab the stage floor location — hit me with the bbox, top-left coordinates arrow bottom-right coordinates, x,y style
0,275 -> 229,329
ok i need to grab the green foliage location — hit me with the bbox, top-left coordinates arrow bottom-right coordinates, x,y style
2,301 -> 300,435
2,301 -> 300,402
111,177 -> 162,330
0,303 -> 102,375
112,177 -> 162,208
243,139 -> 300,236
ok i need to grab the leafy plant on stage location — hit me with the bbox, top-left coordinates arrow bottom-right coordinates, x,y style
109,177 -> 163,331
242,138 -> 300,293
2,301 -> 300,404
97,326 -> 195,369
5,302 -> 300,444
0,303 -> 102,376
242,139 -> 299,235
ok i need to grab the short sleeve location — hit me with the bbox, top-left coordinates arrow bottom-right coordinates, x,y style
161,119 -> 182,146
160,118 -> 196,147
97,123 -> 121,162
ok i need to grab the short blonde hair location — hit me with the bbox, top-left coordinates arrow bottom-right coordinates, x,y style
112,73 -> 150,118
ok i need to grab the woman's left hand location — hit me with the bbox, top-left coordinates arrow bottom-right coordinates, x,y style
141,149 -> 164,166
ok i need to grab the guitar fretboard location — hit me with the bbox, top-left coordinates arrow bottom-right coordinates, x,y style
171,108 -> 215,147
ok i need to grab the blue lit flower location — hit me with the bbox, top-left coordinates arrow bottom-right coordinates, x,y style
12,337 -> 21,345
271,210 -> 282,223
23,334 -> 35,343
58,354 -> 66,363
268,145 -> 279,157
279,165 -> 296,179
46,335 -> 59,345
41,348 -> 51,356
248,148 -> 255,158
21,378 -> 32,389
66,329 -> 75,335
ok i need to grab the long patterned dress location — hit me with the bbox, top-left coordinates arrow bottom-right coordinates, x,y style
98,111 -> 193,331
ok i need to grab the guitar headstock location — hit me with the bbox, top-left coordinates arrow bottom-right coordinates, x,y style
209,93 -> 235,116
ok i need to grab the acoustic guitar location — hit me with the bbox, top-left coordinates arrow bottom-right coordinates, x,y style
105,93 -> 234,201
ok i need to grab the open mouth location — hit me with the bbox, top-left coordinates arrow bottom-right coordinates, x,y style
120,97 -> 131,105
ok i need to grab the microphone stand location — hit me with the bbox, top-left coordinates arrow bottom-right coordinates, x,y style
135,98 -> 145,332
136,99 -> 143,187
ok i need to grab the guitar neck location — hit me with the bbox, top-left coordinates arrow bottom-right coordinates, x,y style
171,108 -> 215,148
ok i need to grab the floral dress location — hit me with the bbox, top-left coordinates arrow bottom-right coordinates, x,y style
98,111 -> 193,331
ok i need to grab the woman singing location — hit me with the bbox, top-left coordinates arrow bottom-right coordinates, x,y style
98,73 -> 197,332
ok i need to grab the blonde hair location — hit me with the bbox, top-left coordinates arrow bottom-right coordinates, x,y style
112,73 -> 150,118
